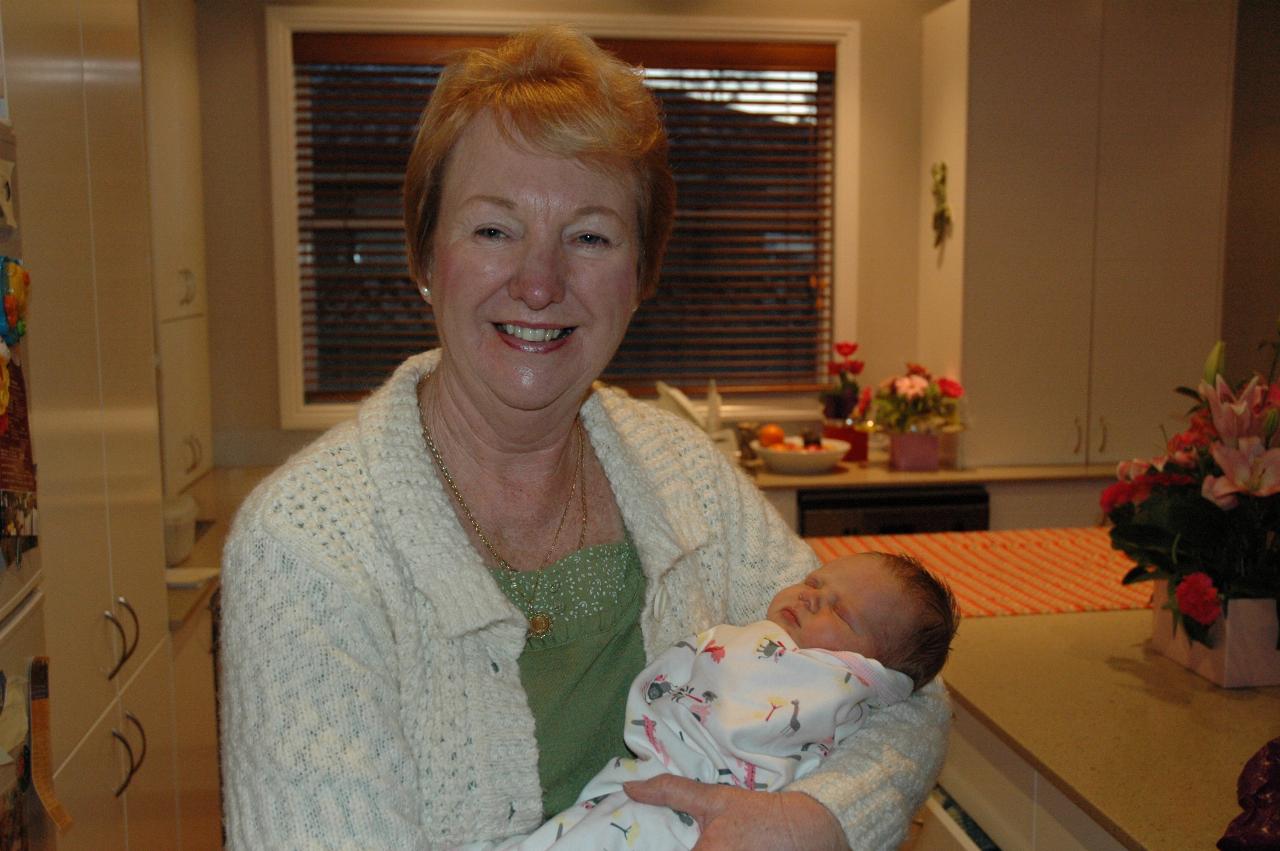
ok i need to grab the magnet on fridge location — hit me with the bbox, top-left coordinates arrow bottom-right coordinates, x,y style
0,161 -> 13,231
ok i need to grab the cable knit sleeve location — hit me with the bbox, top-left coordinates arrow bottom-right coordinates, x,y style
220,506 -> 426,849
787,679 -> 951,850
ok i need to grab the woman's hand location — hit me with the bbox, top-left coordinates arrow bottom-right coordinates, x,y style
624,775 -> 849,851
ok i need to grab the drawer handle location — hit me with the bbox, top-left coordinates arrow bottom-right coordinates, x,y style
1097,416 -> 1108,454
183,436 -> 199,474
1073,417 -> 1083,455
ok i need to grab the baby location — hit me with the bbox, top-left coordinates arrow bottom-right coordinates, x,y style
467,552 -> 959,851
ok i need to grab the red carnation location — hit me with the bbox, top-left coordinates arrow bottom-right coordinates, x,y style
828,361 -> 844,376
1100,480 -> 1137,514
937,377 -> 964,399
906,362 -> 929,376
834,341 -> 858,357
1175,572 -> 1222,626
847,359 -> 865,376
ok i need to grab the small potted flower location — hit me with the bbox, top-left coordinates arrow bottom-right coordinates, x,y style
870,363 -> 964,471
820,341 -> 870,461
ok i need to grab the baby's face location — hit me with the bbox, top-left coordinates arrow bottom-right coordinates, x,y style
767,554 -> 909,658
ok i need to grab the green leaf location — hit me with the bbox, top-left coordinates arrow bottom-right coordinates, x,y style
1174,385 -> 1202,401
1121,565 -> 1156,585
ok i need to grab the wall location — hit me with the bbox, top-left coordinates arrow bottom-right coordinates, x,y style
196,0 -> 943,465
1222,0 -> 1280,384
917,0 -> 968,381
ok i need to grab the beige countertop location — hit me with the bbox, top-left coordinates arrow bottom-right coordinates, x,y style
166,466 -> 276,629
750,456 -> 1114,490
944,609 -> 1280,850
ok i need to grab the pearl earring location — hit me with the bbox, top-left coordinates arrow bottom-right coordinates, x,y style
419,283 -> 431,303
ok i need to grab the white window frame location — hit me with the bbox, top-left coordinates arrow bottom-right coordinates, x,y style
266,5 -> 860,430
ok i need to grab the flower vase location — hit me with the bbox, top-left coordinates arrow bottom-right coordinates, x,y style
888,432 -> 940,472
1150,581 -> 1280,688
822,420 -> 869,462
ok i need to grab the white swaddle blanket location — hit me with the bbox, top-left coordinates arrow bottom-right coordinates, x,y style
462,619 -> 912,851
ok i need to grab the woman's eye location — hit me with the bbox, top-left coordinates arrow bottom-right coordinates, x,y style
576,232 -> 610,247
804,577 -> 819,588
475,226 -> 506,240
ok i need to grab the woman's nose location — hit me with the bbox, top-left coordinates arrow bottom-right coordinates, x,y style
509,240 -> 566,309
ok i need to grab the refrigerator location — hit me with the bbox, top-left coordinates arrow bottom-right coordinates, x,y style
0,112 -> 51,850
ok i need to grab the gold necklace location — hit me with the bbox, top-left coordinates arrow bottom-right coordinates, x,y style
419,380 -> 588,639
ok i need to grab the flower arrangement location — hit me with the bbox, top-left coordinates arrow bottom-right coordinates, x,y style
820,341 -> 866,422
1103,334 -> 1280,648
870,362 -> 964,434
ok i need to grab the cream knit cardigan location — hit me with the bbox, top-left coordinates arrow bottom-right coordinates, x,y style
220,351 -> 950,850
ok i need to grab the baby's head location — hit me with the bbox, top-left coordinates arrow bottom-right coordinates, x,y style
766,552 -> 960,690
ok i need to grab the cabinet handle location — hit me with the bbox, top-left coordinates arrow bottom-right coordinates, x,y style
124,712 -> 147,776
116,597 -> 140,668
1073,417 -> 1083,455
1097,416 -> 1108,454
111,729 -> 135,797
193,435 -> 204,469
103,611 -> 128,680
178,268 -> 197,306
183,435 -> 199,474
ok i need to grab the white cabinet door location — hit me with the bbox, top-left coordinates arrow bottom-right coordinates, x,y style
157,316 -> 214,496
1085,0 -> 1233,465
120,641 -> 180,851
959,0 -> 1101,468
142,0 -> 208,324
46,704 -> 129,851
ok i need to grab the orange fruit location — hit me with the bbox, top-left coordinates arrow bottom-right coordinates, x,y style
757,423 -> 786,447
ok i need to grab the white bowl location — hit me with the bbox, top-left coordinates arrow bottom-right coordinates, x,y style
751,436 -> 850,474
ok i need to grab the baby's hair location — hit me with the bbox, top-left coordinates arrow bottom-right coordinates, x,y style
877,553 -> 960,690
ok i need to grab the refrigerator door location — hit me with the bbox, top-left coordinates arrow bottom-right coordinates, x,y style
0,122 -> 41,625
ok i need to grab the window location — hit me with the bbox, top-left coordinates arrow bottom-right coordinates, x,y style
267,12 -> 857,427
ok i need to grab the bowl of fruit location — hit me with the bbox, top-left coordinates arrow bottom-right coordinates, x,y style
751,426 -> 850,475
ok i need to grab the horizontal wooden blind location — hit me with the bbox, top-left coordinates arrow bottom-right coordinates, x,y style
293,33 -> 833,402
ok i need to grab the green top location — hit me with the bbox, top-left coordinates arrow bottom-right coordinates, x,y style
493,537 -> 647,817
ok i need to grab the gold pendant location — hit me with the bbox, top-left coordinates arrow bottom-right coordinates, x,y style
527,612 -> 553,638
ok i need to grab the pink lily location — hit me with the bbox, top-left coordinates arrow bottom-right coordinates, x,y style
1115,459 -> 1152,481
1199,376 -> 1265,448
1201,436 -> 1280,509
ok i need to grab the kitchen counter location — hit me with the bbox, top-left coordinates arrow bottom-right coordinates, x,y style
749,453 -> 1114,490
166,466 -> 276,630
941,609 -> 1280,850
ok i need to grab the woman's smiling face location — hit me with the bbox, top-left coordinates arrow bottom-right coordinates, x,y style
426,111 -> 641,415
767,554 -> 910,658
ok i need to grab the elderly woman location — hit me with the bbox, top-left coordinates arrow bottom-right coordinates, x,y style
220,25 -> 948,850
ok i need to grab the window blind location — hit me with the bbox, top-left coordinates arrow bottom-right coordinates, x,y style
293,33 -> 834,402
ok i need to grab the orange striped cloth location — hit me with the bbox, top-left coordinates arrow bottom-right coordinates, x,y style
807,527 -> 1152,618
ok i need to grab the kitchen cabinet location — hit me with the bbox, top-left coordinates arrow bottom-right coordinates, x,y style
142,0 -> 215,496
921,0 -> 1234,467
120,641 -> 181,851
50,641 -> 179,851
4,0 -> 181,845
157,317 -> 214,496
